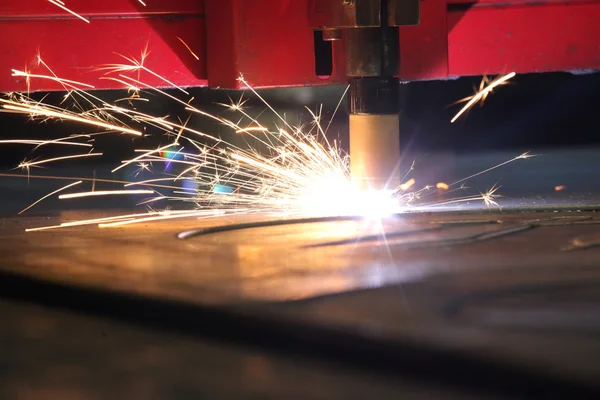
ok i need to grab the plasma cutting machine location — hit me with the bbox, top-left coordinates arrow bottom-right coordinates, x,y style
3,4 -> 600,397
1,0 -> 600,188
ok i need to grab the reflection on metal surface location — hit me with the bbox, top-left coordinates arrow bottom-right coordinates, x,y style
305,225 -> 442,248
310,222 -> 535,250
523,216 -> 593,224
2,209 -> 600,303
562,234 -> 600,251
435,220 -> 500,226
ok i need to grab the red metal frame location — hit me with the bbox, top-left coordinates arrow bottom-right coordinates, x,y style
1,0 -> 599,92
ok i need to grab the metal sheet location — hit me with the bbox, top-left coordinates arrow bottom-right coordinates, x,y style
1,208 -> 599,304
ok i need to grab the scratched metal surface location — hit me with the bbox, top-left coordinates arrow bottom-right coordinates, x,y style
0,208 -> 598,303
1,148 -> 600,397
1,208 -> 600,333
1,208 -> 600,397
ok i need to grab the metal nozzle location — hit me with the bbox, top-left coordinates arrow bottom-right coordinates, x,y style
349,113 -> 400,189
348,76 -> 401,190
343,8 -> 401,191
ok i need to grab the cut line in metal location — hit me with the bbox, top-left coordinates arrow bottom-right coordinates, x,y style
177,215 -> 373,240
309,222 -> 535,249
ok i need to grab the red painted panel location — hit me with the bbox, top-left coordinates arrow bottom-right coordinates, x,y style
2,0 -> 600,91
205,0 -> 346,89
447,0 -> 593,5
399,0 -> 449,80
448,2 -> 600,76
0,17 -> 207,92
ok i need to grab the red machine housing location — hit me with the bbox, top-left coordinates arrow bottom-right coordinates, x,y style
1,0 -> 600,92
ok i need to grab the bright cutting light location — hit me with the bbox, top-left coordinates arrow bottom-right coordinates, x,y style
296,173 -> 400,218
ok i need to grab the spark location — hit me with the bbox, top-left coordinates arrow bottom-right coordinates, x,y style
218,93 -> 250,112
48,0 -> 90,23
11,69 -> 95,89
451,72 -> 516,123
449,151 -> 534,187
436,182 -> 449,190
0,173 -> 154,187
177,37 -> 200,60
19,153 -> 102,169
0,139 -> 91,148
112,144 -> 178,173
481,184 -> 502,209
324,85 -> 350,135
555,185 -> 566,191
59,190 -> 154,200
24,210 -> 200,232
2,54 -> 534,232
398,178 -> 416,191
98,211 -> 220,228
19,180 -> 82,214
1,100 -> 142,136
98,51 -> 189,95
236,127 -> 269,134
134,162 -> 151,177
